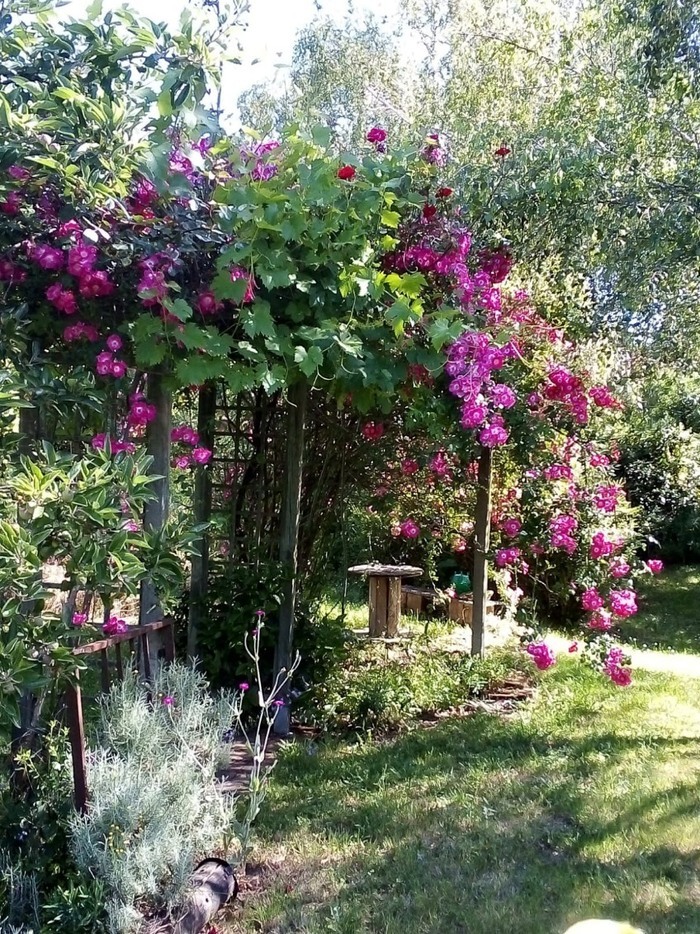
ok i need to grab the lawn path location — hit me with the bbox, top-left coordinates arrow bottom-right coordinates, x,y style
548,633 -> 700,677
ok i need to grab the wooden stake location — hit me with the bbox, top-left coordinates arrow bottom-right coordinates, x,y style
471,445 -> 493,656
187,382 -> 216,660
273,380 -> 307,736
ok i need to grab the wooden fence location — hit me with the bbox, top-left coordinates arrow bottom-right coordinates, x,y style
66,617 -> 176,812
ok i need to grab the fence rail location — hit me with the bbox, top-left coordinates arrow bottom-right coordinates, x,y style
66,617 -> 176,812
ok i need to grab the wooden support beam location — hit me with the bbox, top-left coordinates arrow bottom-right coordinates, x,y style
273,380 -> 307,736
471,445 -> 493,656
66,670 -> 88,813
187,382 -> 216,661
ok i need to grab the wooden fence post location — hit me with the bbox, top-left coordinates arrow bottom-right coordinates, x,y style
140,371 -> 171,672
187,382 -> 216,661
66,670 -> 88,813
273,380 -> 307,736
471,445 -> 493,656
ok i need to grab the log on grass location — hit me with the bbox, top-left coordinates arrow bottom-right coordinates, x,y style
172,858 -> 238,934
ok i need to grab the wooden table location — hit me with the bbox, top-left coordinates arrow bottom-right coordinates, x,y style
348,563 -> 423,637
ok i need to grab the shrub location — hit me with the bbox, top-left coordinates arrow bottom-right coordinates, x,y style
69,664 -> 242,934
301,643 -> 524,732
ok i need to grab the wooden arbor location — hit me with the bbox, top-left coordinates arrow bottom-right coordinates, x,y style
348,563 -> 423,637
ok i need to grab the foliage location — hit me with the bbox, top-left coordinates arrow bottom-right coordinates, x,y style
0,721 -> 109,932
301,642 -> 523,732
237,652 -> 700,934
69,664 -> 241,933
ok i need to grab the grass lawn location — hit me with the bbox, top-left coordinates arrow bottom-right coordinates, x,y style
226,571 -> 700,934
623,566 -> 700,653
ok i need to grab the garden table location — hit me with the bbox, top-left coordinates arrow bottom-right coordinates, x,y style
348,563 -> 423,637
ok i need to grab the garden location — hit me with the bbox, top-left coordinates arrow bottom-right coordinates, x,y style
1,0 -> 700,932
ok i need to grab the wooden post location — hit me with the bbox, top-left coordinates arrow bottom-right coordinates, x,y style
140,372 -> 171,674
471,445 -> 493,656
66,670 -> 88,813
386,577 -> 402,637
273,380 -> 307,736
368,576 -> 387,636
187,382 -> 216,661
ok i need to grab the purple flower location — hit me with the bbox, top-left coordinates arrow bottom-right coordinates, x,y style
239,682 -> 249,691
72,612 -> 87,627
162,695 -> 174,706
255,609 -> 266,617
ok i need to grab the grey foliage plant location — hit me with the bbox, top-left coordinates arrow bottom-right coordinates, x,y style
67,644 -> 298,934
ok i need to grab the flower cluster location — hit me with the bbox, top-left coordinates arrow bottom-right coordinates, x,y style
171,424 -> 212,469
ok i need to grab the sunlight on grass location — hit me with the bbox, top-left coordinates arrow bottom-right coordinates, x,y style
226,572 -> 700,934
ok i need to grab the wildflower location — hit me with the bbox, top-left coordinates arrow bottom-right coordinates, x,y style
162,695 -> 174,706
239,682 -> 249,692
255,609 -> 266,617
273,699 -> 284,707
401,458 -> 419,475
337,165 -> 356,181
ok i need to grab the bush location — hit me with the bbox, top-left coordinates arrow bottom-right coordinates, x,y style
69,664 -> 243,934
301,643 -> 524,732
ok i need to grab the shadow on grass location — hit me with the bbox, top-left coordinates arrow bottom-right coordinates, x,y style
623,565 -> 700,653
235,676 -> 700,934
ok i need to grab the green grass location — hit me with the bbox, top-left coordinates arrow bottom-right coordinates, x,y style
622,566 -> 700,653
226,569 -> 700,934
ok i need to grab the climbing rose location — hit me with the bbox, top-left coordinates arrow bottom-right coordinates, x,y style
400,518 -> 420,539
610,557 -> 631,579
106,334 -> 123,352
526,642 -> 556,670
196,291 -> 222,316
173,454 -> 192,469
366,127 -> 387,144
588,609 -> 613,631
436,187 -> 453,198
103,616 -> 128,635
46,284 -> 78,315
401,458 -> 419,475
361,421 -> 384,441
30,243 -> 64,271
72,613 -> 87,627
229,266 -> 256,304
192,447 -> 213,465
646,559 -> 664,574
581,587 -> 604,612
609,589 -> 638,618
337,165 -> 356,181
502,518 -> 522,537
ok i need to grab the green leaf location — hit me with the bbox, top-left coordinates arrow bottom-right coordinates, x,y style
380,209 -> 401,229
241,300 -> 276,339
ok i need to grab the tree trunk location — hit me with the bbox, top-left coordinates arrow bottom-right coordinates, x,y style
273,380 -> 307,736
140,372 -> 172,629
471,445 -> 493,656
187,382 -> 216,660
